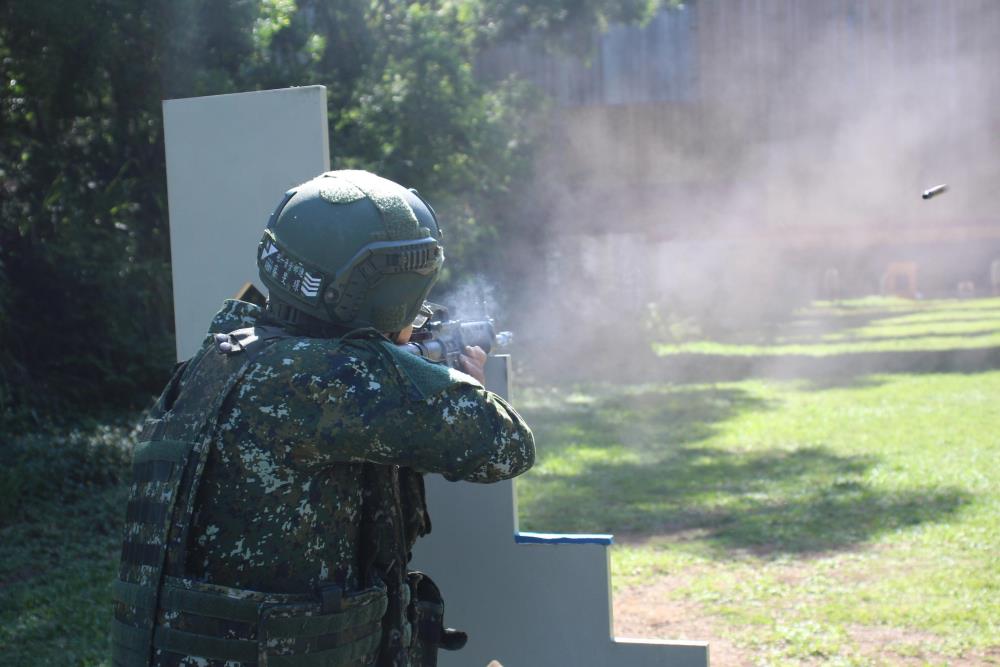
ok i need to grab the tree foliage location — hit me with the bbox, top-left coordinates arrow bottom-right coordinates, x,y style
0,0 -> 659,430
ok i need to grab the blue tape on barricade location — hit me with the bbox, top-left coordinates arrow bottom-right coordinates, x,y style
514,532 -> 614,545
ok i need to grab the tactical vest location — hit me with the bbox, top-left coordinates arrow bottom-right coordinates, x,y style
111,327 -> 387,666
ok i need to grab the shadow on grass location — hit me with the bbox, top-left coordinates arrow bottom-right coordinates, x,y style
525,385 -> 777,457
837,312 -> 1000,328
791,330 -> 1000,345
549,330 -> 1000,387
752,311 -> 917,343
797,375 -> 890,391
701,480 -> 968,556
519,386 -> 970,557
662,299 -> 1000,383
650,346 -> 1000,385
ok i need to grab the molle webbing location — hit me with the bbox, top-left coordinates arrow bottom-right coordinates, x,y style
154,627 -> 257,664
117,439 -> 193,570
128,578 -> 385,666
113,330 -> 288,666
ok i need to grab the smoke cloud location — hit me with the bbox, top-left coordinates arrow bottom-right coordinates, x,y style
496,0 -> 1000,382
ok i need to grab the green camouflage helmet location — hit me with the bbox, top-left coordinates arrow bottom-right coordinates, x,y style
257,170 -> 444,332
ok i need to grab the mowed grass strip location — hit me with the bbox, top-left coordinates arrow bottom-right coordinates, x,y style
516,370 -> 1000,665
653,297 -> 1000,357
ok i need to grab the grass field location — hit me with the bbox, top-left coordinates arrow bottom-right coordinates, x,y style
0,426 -> 132,666
517,297 -> 1000,666
1,297 -> 997,665
654,297 -> 1000,357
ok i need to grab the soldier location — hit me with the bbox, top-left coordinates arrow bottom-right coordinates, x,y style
111,170 -> 535,666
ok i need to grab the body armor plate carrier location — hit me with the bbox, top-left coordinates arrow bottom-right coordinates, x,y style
111,327 -> 387,666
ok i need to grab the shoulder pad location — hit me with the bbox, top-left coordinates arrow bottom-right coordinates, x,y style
378,341 -> 478,399
208,299 -> 262,334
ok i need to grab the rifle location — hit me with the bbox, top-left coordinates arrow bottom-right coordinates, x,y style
232,286 -> 509,369
400,302 -> 512,370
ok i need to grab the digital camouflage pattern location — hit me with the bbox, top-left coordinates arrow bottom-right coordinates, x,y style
115,300 -> 534,667
188,300 -> 534,592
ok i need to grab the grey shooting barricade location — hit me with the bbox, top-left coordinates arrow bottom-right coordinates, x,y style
163,86 -> 710,667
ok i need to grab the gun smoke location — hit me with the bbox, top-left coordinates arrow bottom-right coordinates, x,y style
486,0 -> 1000,384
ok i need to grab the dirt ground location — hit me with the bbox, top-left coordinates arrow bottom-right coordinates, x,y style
613,573 -> 750,667
612,577 -> 1000,666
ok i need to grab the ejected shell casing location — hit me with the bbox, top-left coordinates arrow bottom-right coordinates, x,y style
922,184 -> 948,200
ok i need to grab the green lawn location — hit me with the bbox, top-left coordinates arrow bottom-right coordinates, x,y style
517,297 -> 1000,666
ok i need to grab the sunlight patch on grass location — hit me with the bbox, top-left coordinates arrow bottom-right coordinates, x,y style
530,444 -> 641,477
654,332 -> 1000,357
653,296 -> 1000,358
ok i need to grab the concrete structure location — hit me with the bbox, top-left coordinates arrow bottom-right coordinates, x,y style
163,87 -> 710,666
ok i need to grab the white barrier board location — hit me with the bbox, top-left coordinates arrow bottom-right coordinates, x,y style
163,87 -> 710,667
413,357 -> 709,666
164,86 -> 331,360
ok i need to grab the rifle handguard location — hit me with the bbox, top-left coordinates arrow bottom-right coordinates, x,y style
401,319 -> 511,369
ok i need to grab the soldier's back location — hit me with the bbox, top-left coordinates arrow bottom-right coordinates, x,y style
186,334 -> 410,595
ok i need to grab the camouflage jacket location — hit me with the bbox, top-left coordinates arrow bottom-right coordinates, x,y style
181,300 -> 534,593
120,300 -> 534,667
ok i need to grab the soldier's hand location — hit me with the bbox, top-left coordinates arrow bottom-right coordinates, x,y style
459,345 -> 487,384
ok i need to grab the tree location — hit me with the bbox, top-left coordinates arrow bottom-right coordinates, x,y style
0,0 -> 663,429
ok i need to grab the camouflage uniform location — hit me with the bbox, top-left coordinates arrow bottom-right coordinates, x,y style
112,300 -> 534,667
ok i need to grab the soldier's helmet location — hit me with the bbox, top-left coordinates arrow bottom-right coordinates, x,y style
257,170 -> 444,332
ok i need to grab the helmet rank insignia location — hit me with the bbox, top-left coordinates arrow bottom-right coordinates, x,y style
258,237 -> 324,305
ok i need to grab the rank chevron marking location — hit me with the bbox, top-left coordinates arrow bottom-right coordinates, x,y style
301,272 -> 321,298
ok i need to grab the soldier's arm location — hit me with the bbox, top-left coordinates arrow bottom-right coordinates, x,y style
371,381 -> 535,483
289,340 -> 534,478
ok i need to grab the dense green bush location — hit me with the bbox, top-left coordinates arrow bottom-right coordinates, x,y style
0,422 -> 136,524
